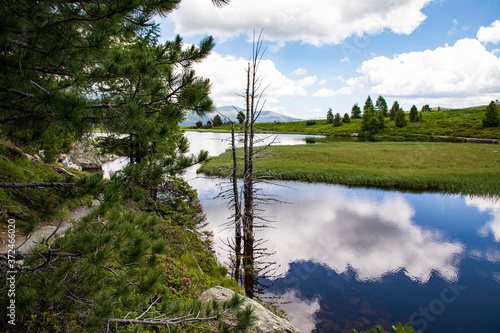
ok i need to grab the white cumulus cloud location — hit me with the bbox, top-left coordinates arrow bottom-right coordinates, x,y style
171,0 -> 433,46
347,38 -> 500,106
477,20 -> 500,44
291,68 -> 307,76
193,51 -> 307,106
298,76 -> 318,87
313,87 -> 353,97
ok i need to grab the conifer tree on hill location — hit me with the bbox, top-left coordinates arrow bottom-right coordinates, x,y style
390,101 -> 400,121
327,108 -> 334,124
483,101 -> 499,127
351,103 -> 362,119
333,112 -> 342,126
363,95 -> 375,116
409,105 -> 419,122
361,95 -> 384,135
395,107 -> 408,128
343,113 -> 351,123
375,96 -> 389,117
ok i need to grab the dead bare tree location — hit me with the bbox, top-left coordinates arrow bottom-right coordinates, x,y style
230,122 -> 243,283
212,31 -> 284,300
241,31 -> 284,299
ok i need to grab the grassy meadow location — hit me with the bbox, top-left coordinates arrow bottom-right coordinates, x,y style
198,141 -> 500,196
189,107 -> 500,140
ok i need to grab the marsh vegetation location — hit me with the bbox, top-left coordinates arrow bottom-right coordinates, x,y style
199,141 -> 500,196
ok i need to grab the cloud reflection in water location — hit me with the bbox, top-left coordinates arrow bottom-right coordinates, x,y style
205,182 -> 465,283
465,196 -> 500,242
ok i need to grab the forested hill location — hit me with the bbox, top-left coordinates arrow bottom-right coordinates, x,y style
199,106 -> 500,141
181,105 -> 302,126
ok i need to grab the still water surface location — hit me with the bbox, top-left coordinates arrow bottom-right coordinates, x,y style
184,132 -> 500,333
104,131 -> 500,332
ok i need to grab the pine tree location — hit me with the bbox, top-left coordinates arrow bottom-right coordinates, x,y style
333,113 -> 342,126
237,111 -> 246,124
361,96 -> 382,135
390,101 -> 400,121
1,1 -> 216,170
483,101 -> 499,127
375,96 -> 389,117
395,108 -> 407,127
343,113 -> 351,123
409,105 -> 419,122
351,104 -> 362,119
421,104 -> 432,112
378,109 -> 386,129
326,108 -> 334,124
213,114 -> 223,126
363,96 -> 375,116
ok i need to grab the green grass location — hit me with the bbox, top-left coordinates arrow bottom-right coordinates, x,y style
0,143 -> 91,234
187,107 -> 500,140
199,141 -> 500,196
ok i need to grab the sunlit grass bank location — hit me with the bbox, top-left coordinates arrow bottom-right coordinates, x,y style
198,142 -> 500,196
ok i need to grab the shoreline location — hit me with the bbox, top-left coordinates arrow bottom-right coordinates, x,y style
184,127 -> 499,144
198,141 -> 500,198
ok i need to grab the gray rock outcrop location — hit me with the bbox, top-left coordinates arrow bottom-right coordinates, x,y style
67,141 -> 117,171
199,286 -> 299,333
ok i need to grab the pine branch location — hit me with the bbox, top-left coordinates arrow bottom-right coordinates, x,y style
212,0 -> 231,7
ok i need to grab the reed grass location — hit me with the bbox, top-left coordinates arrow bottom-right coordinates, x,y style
198,142 -> 500,196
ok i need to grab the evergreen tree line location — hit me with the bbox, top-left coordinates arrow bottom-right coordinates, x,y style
326,96 -> 427,134
194,111 -> 246,128
327,96 -> 499,133
326,108 -> 351,127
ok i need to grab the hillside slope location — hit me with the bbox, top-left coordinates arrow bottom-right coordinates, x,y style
206,107 -> 500,140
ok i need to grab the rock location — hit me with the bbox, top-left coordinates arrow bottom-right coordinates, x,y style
199,286 -> 299,333
465,138 -> 499,144
67,141 -> 117,171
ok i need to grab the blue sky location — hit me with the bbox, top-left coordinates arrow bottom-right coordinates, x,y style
157,0 -> 500,119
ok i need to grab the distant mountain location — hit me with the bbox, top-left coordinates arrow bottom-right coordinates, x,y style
180,106 -> 302,127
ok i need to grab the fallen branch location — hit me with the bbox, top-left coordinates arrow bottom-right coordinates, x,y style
51,165 -> 78,177
108,312 -> 220,327
0,181 -> 83,188
0,142 -> 30,158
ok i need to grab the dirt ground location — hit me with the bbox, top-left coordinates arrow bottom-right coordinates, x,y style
0,204 -> 94,254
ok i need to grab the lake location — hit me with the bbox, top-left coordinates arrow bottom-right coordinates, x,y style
102,131 -> 500,332
183,131 -> 500,333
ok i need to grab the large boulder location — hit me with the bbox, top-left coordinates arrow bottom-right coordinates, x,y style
67,141 -> 117,171
199,286 -> 299,333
